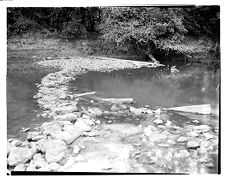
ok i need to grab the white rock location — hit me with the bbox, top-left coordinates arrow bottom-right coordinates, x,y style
14,163 -> 26,171
174,150 -> 190,158
154,108 -> 161,115
193,125 -> 211,133
74,118 -> 91,132
48,162 -> 61,171
8,147 -> 36,166
27,131 -> 40,140
153,119 -> 164,125
87,107 -> 103,116
129,107 -> 143,115
33,153 -> 47,168
55,113 -> 78,122
41,121 -> 62,136
144,125 -> 157,137
73,145 -> 80,154
187,139 -> 200,149
10,140 -> 23,147
37,138 -> 67,163
177,136 -> 188,143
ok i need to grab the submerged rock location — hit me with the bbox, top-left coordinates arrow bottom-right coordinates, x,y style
8,147 -> 36,166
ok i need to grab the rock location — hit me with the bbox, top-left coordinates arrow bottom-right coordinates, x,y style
53,105 -> 78,115
41,121 -> 62,136
144,125 -> 157,137
87,107 -> 103,116
26,163 -> 38,171
153,119 -> 164,125
177,136 -> 188,143
20,127 -> 30,133
55,113 -> 78,122
52,129 -> 82,145
149,133 -> 167,142
186,131 -> 199,138
174,150 -> 190,158
62,156 -> 75,170
32,135 -> 46,141
73,145 -> 80,154
111,104 -> 119,111
154,108 -> 161,115
187,139 -> 200,149
203,132 -> 214,140
48,162 -> 61,171
146,109 -> 154,115
83,131 -> 100,137
164,152 -> 173,162
165,120 -> 173,127
27,131 -> 40,140
46,56 -> 53,60
33,153 -> 47,168
95,120 -> 101,124
82,118 -> 95,126
191,119 -> 200,124
7,142 -> 13,156
193,125 -> 211,133
14,163 -> 26,171
10,139 -> 23,147
37,138 -> 67,163
7,147 -> 36,166
74,118 -> 91,132
130,107 -> 142,115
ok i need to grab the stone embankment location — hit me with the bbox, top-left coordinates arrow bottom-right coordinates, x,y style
7,56 -> 218,173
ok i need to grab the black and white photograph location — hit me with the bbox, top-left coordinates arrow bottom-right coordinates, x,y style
2,0 -> 222,176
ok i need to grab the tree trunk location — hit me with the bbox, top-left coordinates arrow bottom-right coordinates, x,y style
146,52 -> 159,63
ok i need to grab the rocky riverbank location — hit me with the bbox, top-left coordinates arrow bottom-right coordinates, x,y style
7,56 -> 218,173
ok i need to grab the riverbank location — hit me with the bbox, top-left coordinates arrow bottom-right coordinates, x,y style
7,36 -> 219,174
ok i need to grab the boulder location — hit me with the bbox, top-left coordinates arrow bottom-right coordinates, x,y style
14,163 -> 26,171
87,107 -> 103,116
55,113 -> 78,122
7,147 -> 36,166
129,107 -> 143,115
37,139 -> 67,163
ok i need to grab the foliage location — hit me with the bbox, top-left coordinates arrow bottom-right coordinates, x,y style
99,7 -> 188,55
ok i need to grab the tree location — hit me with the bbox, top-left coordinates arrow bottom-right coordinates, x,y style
99,7 -> 188,62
